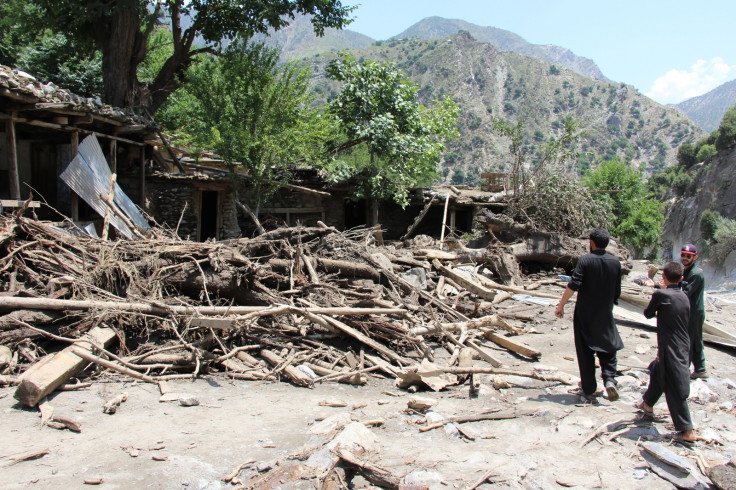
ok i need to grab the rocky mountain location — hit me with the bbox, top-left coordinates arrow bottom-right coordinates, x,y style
393,17 -> 608,82
252,15 -> 374,60
264,15 -> 608,83
675,78 -> 736,132
307,31 -> 705,185
661,145 -> 736,286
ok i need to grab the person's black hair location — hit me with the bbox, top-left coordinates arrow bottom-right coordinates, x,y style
663,261 -> 684,283
589,227 -> 610,249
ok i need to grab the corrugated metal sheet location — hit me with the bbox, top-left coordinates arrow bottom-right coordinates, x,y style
60,134 -> 150,239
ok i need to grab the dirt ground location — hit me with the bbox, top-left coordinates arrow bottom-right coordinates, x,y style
2,265 -> 736,490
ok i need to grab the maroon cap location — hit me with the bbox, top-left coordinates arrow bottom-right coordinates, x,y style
681,243 -> 698,255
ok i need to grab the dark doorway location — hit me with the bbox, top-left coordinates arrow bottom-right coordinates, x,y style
345,199 -> 367,229
200,190 -> 218,241
31,143 -> 58,220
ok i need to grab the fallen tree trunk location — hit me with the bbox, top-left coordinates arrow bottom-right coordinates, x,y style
0,297 -> 406,318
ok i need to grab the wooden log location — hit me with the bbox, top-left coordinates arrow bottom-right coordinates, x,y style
419,409 -> 524,432
408,314 -> 514,337
0,297 -> 405,318
72,348 -> 156,383
431,366 -> 576,385
321,315 -> 410,366
432,259 -> 497,302
259,349 -> 313,388
103,392 -> 128,414
474,275 -> 560,300
400,194 -> 438,241
483,331 -> 541,360
13,327 -> 117,407
0,310 -> 62,346
465,339 -> 503,367
337,448 -> 400,490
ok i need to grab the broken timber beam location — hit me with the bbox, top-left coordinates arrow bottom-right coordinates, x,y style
483,331 -> 541,360
431,259 -> 497,301
14,326 -> 117,407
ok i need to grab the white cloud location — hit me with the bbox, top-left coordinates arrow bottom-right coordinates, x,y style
645,58 -> 736,104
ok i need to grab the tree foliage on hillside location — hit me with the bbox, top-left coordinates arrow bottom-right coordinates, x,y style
699,210 -> 736,264
583,159 -> 663,258
8,0 -> 354,113
324,54 -> 459,221
715,104 -> 736,151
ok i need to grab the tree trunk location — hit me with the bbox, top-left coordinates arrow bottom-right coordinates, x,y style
97,8 -> 143,108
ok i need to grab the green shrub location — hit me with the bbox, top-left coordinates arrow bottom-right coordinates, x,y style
677,143 -> 697,168
715,104 -> 736,150
711,217 -> 736,264
700,210 -> 721,241
696,144 -> 716,162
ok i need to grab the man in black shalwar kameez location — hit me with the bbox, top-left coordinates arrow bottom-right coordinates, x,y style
555,228 -> 623,402
639,261 -> 696,445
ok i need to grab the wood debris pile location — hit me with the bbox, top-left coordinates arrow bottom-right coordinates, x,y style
0,212 -> 579,407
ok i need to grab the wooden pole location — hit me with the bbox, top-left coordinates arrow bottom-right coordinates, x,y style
5,118 -> 20,200
109,138 -> 117,173
101,173 -> 117,240
70,131 -> 79,221
439,193 -> 450,249
139,146 -> 146,208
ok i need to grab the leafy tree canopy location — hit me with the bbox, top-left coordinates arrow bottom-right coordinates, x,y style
15,0 -> 354,113
157,41 -> 336,231
0,0 -> 101,96
325,54 -> 459,213
583,159 -> 664,258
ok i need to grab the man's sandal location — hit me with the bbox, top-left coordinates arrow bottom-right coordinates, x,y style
672,433 -> 696,449
635,401 -> 655,420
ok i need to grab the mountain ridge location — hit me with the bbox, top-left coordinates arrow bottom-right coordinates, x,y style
675,78 -> 736,132
306,31 -> 705,186
392,17 -> 608,82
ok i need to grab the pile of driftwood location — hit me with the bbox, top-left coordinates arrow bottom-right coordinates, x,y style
0,212 -> 578,408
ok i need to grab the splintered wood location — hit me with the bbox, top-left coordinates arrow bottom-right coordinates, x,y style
0,213 -> 582,401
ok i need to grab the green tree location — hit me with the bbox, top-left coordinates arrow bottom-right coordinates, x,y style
21,0 -> 354,112
583,159 -> 664,257
715,104 -> 736,151
696,144 -> 717,162
159,41 -> 334,234
614,199 -> 663,258
700,209 -> 721,241
676,143 -> 697,168
325,53 -> 459,224
582,159 -> 642,221
0,0 -> 102,96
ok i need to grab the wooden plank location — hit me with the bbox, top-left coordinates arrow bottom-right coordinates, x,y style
465,339 -> 504,367
0,200 -> 41,208
484,331 -> 541,360
432,259 -> 497,301
13,327 -> 117,407
323,315 -> 409,366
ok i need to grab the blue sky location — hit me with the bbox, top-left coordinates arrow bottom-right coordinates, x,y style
341,1 -> 736,105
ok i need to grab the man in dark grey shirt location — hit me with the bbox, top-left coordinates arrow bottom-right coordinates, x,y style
555,227 -> 623,402
639,261 -> 696,446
